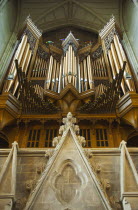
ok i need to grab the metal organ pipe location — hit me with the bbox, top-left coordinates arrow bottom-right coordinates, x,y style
43,59 -> 46,78
11,37 -> 33,96
44,59 -> 48,77
72,50 -> 75,86
55,62 -> 59,92
38,56 -> 42,77
110,42 -> 122,75
98,59 -> 102,77
83,58 -> 88,91
42,59 -> 45,77
24,50 -> 32,75
113,36 -> 132,91
42,58 -> 45,77
41,59 -> 44,77
4,35 -> 27,92
39,58 -> 43,77
58,58 -> 63,93
74,56 -> 77,88
14,49 -> 32,96
100,57 -> 104,76
92,60 -> 96,77
21,43 -> 30,71
94,59 -> 98,77
44,59 -> 47,77
46,55 -> 53,89
78,60 -> 81,93
62,56 -> 65,89
87,55 -> 93,89
80,62 -> 84,92
70,45 -> 73,84
101,55 -> 107,77
33,55 -> 38,77
115,35 -> 135,91
113,36 -> 123,68
68,45 -> 71,83
67,47 -> 69,83
37,57 -> 41,77
108,50 -> 116,79
110,43 -> 126,93
35,56 -> 40,77
65,51 -> 68,86
55,61 -> 59,92
12,43 -> 30,95
51,59 -> 56,91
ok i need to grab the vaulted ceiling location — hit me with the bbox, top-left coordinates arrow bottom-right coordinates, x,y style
18,0 -> 122,34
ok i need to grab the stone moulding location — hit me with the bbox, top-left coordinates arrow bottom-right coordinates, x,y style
51,159 -> 87,205
24,112 -> 112,210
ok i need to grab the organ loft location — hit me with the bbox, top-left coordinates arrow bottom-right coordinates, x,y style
0,15 -> 138,209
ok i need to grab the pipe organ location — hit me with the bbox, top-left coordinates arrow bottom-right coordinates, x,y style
2,17 -> 136,105
2,15 -> 136,119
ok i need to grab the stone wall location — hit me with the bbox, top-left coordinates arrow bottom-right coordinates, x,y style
0,0 -> 18,89
0,147 -> 138,209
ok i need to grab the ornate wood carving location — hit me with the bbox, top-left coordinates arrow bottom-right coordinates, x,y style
79,62 -> 126,114
24,29 -> 36,52
37,46 -> 49,60
15,60 -> 59,114
104,28 -> 116,51
91,45 -> 103,59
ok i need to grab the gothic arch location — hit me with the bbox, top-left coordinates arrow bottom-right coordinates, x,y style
127,131 -> 138,147
0,132 -> 9,148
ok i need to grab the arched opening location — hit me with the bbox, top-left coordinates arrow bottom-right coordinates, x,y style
0,133 -> 9,148
127,135 -> 138,147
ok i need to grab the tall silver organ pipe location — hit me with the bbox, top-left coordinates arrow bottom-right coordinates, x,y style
3,34 -> 34,97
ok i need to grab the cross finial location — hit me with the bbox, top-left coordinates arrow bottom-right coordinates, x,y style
62,112 -> 76,127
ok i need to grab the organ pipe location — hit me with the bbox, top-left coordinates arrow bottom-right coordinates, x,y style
46,55 -> 53,89
110,43 -> 126,93
74,56 -> 77,88
58,58 -> 62,93
3,35 -> 27,92
62,56 -> 65,89
108,50 -> 116,78
115,35 -> 135,91
87,55 -> 93,89
78,60 -> 81,93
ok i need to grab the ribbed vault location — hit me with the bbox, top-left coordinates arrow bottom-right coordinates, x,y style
18,0 -> 121,33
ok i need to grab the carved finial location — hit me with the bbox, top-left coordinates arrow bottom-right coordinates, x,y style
62,112 -> 76,126
12,141 -> 19,150
119,140 -> 127,149
52,136 -> 61,147
77,136 -> 86,147
53,113 -> 86,148
58,112 -> 78,136
12,141 -> 18,146
63,112 -> 76,127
